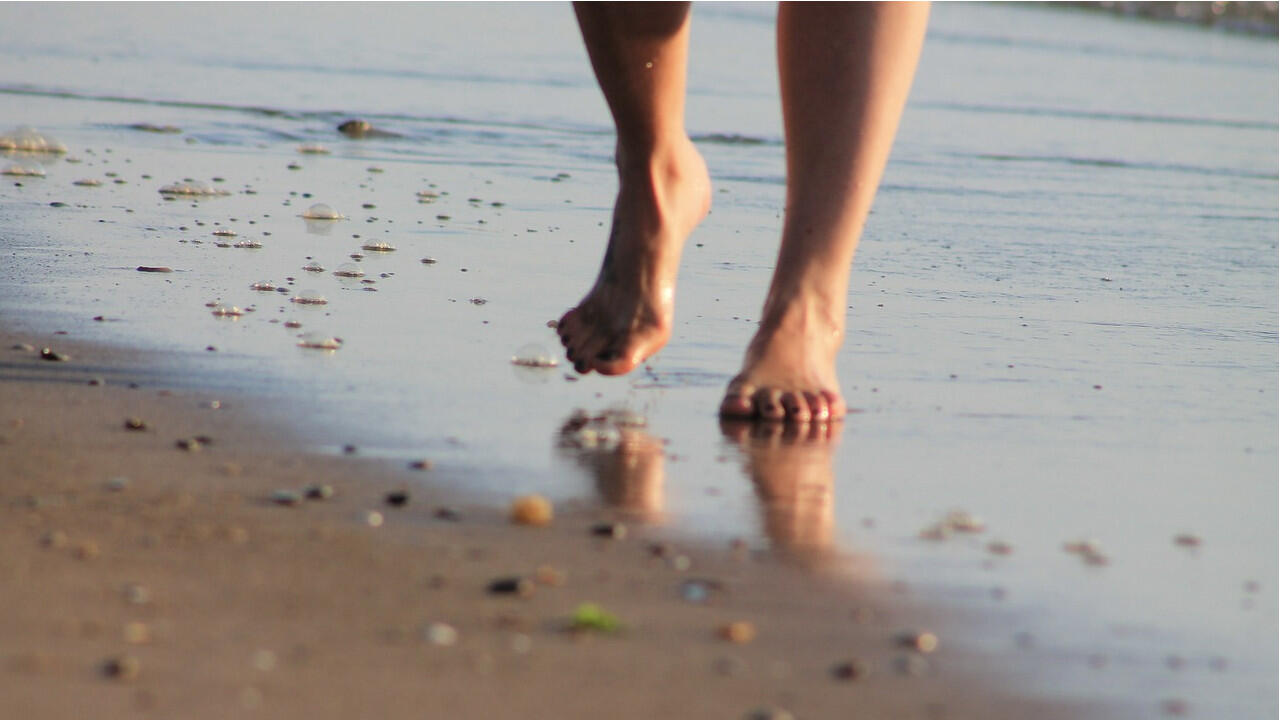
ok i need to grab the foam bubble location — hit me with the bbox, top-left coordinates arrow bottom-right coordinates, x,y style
332,263 -> 364,278
361,241 -> 396,252
0,126 -> 67,154
291,290 -> 328,305
2,161 -> 45,177
302,261 -> 325,272
297,332 -> 342,350
301,203 -> 343,220
158,180 -> 229,197
297,143 -> 331,155
511,343 -> 558,368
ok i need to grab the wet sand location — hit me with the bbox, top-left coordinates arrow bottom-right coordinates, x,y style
0,327 -> 1098,719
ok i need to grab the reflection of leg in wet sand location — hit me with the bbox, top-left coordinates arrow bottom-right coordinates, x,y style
561,3 -> 929,422
559,411 -> 666,522
721,419 -> 838,565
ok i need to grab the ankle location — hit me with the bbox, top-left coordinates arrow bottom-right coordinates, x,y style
758,288 -> 845,345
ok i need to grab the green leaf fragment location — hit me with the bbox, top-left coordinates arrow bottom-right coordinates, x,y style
571,603 -> 621,633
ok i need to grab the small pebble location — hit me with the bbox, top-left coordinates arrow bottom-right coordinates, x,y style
271,489 -> 303,506
534,565 -> 566,586
425,622 -> 458,647
39,348 -> 69,362
680,579 -> 721,604
509,495 -> 553,527
897,630 -> 938,653
39,530 -> 68,549
135,266 -> 172,273
73,540 -> 100,560
364,510 -> 384,527
831,658 -> 870,681
175,438 -> 203,452
105,476 -> 129,491
384,490 -> 409,507
591,522 -> 627,540
123,417 -> 147,431
122,621 -> 150,645
510,633 -> 533,654
719,621 -> 756,645
251,649 -> 277,672
1173,533 -> 1201,547
487,577 -> 535,597
123,583 -> 151,605
303,484 -> 334,500
434,507 -> 461,522
409,459 -> 434,471
101,655 -> 140,681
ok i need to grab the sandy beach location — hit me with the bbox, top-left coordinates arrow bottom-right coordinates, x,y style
0,327 -> 1100,719
0,3 -> 1274,718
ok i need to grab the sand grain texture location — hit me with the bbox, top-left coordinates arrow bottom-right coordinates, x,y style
0,330 -> 1095,719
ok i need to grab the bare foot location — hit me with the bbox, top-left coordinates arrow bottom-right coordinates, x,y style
557,139 -> 710,375
719,291 -> 848,422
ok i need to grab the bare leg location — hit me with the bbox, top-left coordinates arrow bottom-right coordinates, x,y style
558,2 -> 712,375
720,2 -> 929,422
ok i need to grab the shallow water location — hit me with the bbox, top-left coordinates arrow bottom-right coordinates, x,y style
0,3 -> 1275,716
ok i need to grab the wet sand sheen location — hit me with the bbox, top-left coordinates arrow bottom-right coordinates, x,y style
0,328 -> 1099,720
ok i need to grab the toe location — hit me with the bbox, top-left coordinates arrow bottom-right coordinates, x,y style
821,390 -> 846,420
780,391 -> 811,423
753,388 -> 786,422
577,335 -> 610,374
803,391 -> 830,422
719,379 -> 756,419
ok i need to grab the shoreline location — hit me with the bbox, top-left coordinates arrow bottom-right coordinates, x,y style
0,324 -> 1097,718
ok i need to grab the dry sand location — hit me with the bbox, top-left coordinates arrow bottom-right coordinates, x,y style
0,326 -> 1099,719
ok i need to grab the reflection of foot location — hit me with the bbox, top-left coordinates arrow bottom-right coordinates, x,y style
720,419 -> 838,559
558,410 -> 666,521
590,429 -> 665,522
719,292 -> 847,422
557,139 -> 710,376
